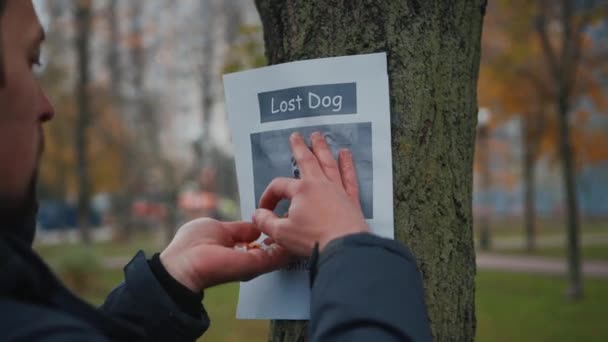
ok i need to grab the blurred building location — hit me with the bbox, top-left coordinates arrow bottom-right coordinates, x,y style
473,111 -> 608,219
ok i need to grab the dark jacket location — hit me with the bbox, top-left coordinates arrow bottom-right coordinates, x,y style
309,233 -> 432,341
0,234 -> 208,341
0,232 -> 431,341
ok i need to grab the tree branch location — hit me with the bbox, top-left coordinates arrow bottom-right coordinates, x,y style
565,0 -> 594,94
535,0 -> 560,82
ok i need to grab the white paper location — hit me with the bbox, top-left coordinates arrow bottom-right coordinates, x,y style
223,53 -> 394,320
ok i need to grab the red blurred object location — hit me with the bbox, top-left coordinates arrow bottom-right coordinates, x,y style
131,200 -> 167,220
179,191 -> 218,212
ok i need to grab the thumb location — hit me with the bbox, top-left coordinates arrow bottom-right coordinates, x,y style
253,208 -> 284,239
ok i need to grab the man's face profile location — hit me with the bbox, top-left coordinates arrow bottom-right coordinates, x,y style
0,0 -> 54,242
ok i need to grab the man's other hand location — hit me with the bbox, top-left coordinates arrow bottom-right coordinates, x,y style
253,131 -> 369,256
160,219 -> 289,292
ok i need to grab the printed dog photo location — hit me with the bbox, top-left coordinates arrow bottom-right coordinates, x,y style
250,122 -> 373,218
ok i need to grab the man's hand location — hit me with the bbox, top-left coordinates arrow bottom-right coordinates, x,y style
253,131 -> 369,256
160,219 -> 289,292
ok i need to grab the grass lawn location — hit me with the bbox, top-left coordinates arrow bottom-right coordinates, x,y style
34,226 -> 608,341
476,219 -> 608,239
202,284 -> 268,342
497,244 -> 608,261
34,231 -> 163,264
202,273 -> 608,342
65,271 -> 269,341
52,267 -> 607,342
476,272 -> 608,342
474,219 -> 608,261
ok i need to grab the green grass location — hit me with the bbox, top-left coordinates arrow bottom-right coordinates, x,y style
498,244 -> 608,261
35,237 -> 268,341
475,219 -> 608,239
202,284 -> 267,342
57,269 -> 608,342
83,268 -> 125,306
68,272 -> 269,341
34,231 -> 162,264
476,272 -> 608,342
33,222 -> 608,341
475,219 -> 608,260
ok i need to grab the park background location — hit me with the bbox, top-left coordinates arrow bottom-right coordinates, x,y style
29,1 -> 607,341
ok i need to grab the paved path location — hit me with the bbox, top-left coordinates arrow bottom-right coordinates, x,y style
103,253 -> 608,279
476,253 -> 608,278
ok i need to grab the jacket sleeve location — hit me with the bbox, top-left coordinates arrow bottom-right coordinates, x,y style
0,298 -> 110,342
99,251 -> 210,341
309,233 -> 432,342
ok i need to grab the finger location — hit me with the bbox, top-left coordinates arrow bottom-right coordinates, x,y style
339,149 -> 362,209
230,246 -> 291,281
311,131 -> 342,184
290,132 -> 324,179
249,245 -> 291,269
223,221 -> 261,245
258,177 -> 298,210
252,208 -> 279,238
252,208 -> 288,240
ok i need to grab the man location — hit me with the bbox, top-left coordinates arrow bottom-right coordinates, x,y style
0,1 -> 431,341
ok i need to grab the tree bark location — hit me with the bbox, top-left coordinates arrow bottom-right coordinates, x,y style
557,0 -> 583,300
478,125 -> 491,251
523,113 -> 537,252
199,0 -> 219,163
256,1 -> 485,340
106,0 -> 135,240
558,89 -> 582,299
536,0 -> 584,299
74,0 -> 93,244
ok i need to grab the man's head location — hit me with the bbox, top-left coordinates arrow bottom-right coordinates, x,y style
0,0 -> 54,243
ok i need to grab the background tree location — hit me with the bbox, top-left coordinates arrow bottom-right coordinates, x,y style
478,0 -> 608,256
535,0 -> 585,299
536,0 -> 608,299
74,0 -> 93,244
479,0 -> 554,252
104,0 -> 136,239
223,25 -> 267,74
256,1 -> 485,340
38,0 -> 250,241
40,0 -> 129,225
199,0 -> 219,168
123,0 -> 179,243
38,0 -> 73,200
476,108 -> 493,251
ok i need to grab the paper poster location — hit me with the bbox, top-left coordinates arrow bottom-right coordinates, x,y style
223,53 -> 393,320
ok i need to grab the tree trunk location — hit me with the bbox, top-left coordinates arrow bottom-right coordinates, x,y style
535,0 -> 584,300
74,0 -> 93,244
106,0 -> 135,240
107,0 -> 121,101
199,0 -> 221,168
523,114 -> 537,252
558,0 -> 583,300
558,90 -> 582,299
478,125 -> 491,251
164,189 -> 179,245
256,1 -> 485,340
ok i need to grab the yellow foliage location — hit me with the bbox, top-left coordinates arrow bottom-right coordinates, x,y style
39,79 -> 129,197
478,0 -> 608,172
